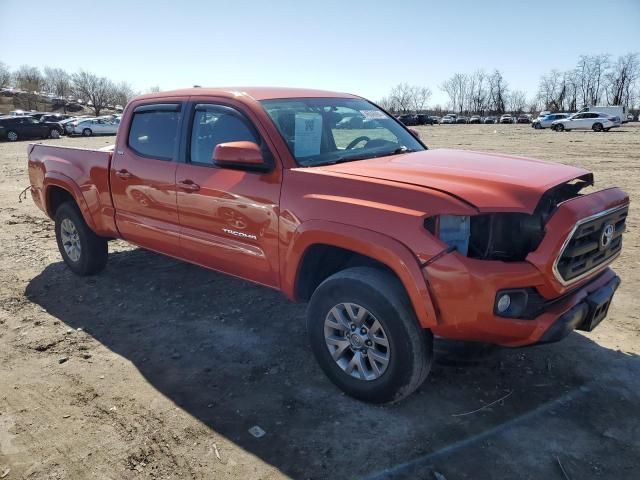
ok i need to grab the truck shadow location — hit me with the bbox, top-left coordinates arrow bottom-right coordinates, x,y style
25,248 -> 639,479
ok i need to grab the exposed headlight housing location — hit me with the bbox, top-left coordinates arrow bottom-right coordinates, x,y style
436,215 -> 470,255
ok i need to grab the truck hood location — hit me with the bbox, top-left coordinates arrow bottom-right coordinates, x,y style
318,149 -> 591,212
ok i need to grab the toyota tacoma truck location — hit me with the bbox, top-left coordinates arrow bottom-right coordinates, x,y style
27,88 -> 629,403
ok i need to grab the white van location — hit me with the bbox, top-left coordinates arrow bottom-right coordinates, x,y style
578,106 -> 627,123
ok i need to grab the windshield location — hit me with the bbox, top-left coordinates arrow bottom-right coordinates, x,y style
260,97 -> 425,166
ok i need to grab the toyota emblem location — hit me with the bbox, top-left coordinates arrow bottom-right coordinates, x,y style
600,224 -> 615,248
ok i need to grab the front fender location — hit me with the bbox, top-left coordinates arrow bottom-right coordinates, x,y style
281,219 -> 438,328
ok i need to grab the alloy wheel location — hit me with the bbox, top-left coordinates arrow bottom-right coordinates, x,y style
324,302 -> 390,381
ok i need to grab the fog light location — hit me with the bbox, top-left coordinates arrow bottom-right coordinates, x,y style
497,294 -> 511,313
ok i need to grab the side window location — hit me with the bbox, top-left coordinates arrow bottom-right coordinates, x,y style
128,105 -> 181,160
190,105 -> 259,166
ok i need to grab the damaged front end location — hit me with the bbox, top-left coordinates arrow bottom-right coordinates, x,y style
422,176 -> 629,347
425,174 -> 594,262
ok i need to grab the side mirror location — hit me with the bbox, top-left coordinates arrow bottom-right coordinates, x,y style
213,141 -> 265,169
408,127 -> 421,139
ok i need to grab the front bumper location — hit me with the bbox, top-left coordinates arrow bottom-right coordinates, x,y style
426,257 -> 619,347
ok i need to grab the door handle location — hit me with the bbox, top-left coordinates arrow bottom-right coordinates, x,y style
115,169 -> 132,179
177,180 -> 200,192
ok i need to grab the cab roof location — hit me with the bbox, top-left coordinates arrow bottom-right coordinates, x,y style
134,87 -> 359,102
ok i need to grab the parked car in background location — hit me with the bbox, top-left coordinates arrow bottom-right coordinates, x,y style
9,110 -> 28,117
0,115 -> 62,141
517,115 -> 531,124
552,112 -> 621,132
455,116 -> 468,124
440,115 -> 455,124
499,114 -> 513,124
70,117 -> 121,136
335,115 -> 364,129
397,114 -> 419,126
577,105 -> 627,123
626,113 -> 634,122
468,115 -> 482,124
40,114 -> 72,123
416,114 -> 434,125
532,113 -> 569,129
484,116 -> 497,124
429,115 -> 440,124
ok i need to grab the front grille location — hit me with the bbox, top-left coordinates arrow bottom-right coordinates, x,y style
555,205 -> 628,283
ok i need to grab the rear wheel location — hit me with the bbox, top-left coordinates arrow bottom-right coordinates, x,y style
54,202 -> 108,275
307,267 -> 432,403
6,130 -> 18,141
592,122 -> 603,132
50,129 -> 61,139
82,128 -> 92,137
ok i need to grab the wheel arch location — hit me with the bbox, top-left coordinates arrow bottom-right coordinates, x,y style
282,220 -> 438,328
44,174 -> 98,232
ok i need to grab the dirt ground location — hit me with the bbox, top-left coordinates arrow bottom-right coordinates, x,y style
1,124 -> 639,480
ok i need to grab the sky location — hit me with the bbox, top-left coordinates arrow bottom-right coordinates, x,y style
1,0 -> 639,105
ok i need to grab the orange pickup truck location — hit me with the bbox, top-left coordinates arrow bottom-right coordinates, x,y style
28,88 -> 629,402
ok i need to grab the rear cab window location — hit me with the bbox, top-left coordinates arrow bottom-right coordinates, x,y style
128,103 -> 182,160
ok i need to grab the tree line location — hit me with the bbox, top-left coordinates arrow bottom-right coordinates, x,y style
379,52 -> 639,115
0,62 -> 160,117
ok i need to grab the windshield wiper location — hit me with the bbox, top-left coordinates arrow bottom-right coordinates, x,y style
310,147 -> 417,167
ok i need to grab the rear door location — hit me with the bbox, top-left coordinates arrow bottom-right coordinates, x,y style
110,101 -> 185,256
21,117 -> 48,138
175,99 -> 282,287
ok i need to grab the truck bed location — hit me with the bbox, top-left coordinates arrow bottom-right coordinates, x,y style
28,143 -> 118,237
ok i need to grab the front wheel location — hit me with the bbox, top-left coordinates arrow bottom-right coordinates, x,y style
554,124 -> 565,132
54,202 -> 108,275
307,267 -> 432,403
82,128 -> 93,137
534,123 -> 542,129
50,129 -> 61,139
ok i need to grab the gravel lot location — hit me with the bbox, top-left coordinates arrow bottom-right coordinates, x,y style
1,124 -> 639,480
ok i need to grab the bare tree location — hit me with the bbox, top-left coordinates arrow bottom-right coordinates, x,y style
44,67 -> 72,97
43,67 -> 73,112
577,54 -> 609,106
13,65 -> 45,110
0,62 -> 11,88
410,86 -> 432,113
468,70 -> 487,114
389,83 -> 414,113
441,73 -> 469,113
605,53 -> 640,106
72,71 -> 114,116
487,69 -> 508,114
111,81 -> 136,108
508,90 -> 528,113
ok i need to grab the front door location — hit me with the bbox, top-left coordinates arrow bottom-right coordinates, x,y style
110,101 -> 184,256
176,101 -> 281,288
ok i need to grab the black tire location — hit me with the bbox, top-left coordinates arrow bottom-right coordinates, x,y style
50,129 -> 61,139
6,130 -> 18,142
54,202 -> 108,275
82,128 -> 92,137
554,124 -> 564,132
534,123 -> 542,129
307,267 -> 432,403
592,122 -> 603,132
